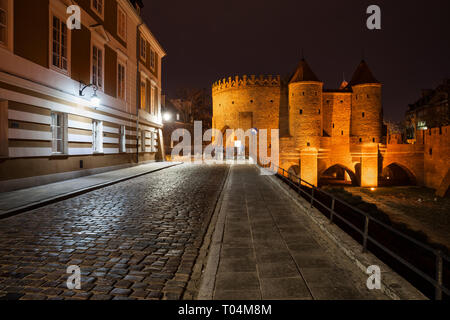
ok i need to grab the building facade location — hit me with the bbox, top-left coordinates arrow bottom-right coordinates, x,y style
405,79 -> 450,141
212,59 -> 450,196
0,0 -> 166,192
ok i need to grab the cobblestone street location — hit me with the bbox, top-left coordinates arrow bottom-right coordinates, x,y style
0,164 -> 228,300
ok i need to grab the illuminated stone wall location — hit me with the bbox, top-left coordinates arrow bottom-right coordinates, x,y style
350,84 -> 383,144
212,75 -> 281,153
211,74 -> 449,194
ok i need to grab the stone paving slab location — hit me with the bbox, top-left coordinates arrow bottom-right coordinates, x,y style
208,165 -> 389,300
0,162 -> 181,218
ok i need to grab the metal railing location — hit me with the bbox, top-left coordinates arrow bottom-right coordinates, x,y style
259,162 -> 449,300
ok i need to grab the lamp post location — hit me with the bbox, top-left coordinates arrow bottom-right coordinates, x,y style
79,82 -> 100,107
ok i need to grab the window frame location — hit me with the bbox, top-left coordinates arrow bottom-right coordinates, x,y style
92,120 -> 103,153
140,35 -> 147,61
91,43 -> 104,91
117,61 -> 126,101
150,85 -> 156,115
51,112 -> 68,155
49,12 -> 71,75
150,48 -> 156,71
91,0 -> 104,20
0,0 -> 8,48
0,100 -> 9,157
119,125 -> 126,153
141,130 -> 146,152
140,77 -> 147,110
117,5 -> 127,42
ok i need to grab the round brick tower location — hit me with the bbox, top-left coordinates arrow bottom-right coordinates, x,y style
212,75 -> 281,148
288,59 -> 323,150
349,60 -> 383,144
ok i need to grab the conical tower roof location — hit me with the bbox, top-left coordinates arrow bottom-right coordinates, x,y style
348,60 -> 380,86
289,59 -> 320,83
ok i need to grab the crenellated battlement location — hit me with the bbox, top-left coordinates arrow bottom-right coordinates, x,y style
212,75 -> 281,94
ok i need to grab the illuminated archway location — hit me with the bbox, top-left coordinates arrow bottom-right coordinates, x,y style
319,164 -> 358,186
381,163 -> 416,186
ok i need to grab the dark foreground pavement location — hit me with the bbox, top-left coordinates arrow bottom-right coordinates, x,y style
0,164 -> 228,300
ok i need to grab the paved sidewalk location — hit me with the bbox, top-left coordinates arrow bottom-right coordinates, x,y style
206,165 -> 388,300
0,162 -> 181,218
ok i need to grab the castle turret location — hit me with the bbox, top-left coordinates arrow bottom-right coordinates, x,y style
288,58 -> 323,150
349,60 -> 382,188
288,59 -> 323,186
349,60 -> 382,144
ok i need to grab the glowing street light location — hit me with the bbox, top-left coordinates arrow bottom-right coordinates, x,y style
163,112 -> 172,122
79,82 -> 101,108
90,91 -> 100,107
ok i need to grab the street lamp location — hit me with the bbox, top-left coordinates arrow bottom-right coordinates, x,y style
79,82 -> 101,107
163,112 -> 172,122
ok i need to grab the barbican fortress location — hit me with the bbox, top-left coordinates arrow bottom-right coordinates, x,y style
212,59 -> 450,195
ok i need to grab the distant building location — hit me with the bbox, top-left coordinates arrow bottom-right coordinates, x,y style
0,0 -> 166,192
405,79 -> 450,141
161,97 -> 192,157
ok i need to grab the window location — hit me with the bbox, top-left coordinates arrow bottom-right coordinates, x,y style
117,6 -> 127,41
150,48 -> 156,70
0,101 -> 7,156
299,109 -> 303,115
429,148 -> 432,156
51,112 -> 67,154
373,138 -> 376,142
362,112 -> 365,118
118,62 -> 126,100
151,86 -> 156,115
91,0 -> 104,18
92,120 -> 103,153
140,79 -> 147,110
151,131 -> 155,152
92,45 -> 103,90
119,125 -> 126,153
0,0 -> 7,46
140,36 -> 147,60
141,130 -> 146,152
51,16 -> 68,72
359,138 -> 362,142
176,114 -> 180,121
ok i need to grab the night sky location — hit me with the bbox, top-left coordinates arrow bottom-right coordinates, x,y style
142,0 -> 450,121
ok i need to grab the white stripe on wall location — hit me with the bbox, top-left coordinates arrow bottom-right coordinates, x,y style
68,134 -> 93,143
8,110 -> 51,125
68,148 -> 93,156
104,137 -> 119,144
8,147 -> 52,158
104,126 -> 119,134
8,128 -> 52,141
104,148 -> 119,154
68,120 -> 93,131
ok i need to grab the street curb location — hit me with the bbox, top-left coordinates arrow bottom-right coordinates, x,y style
0,162 -> 182,220
266,173 -> 427,300
195,165 -> 232,300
